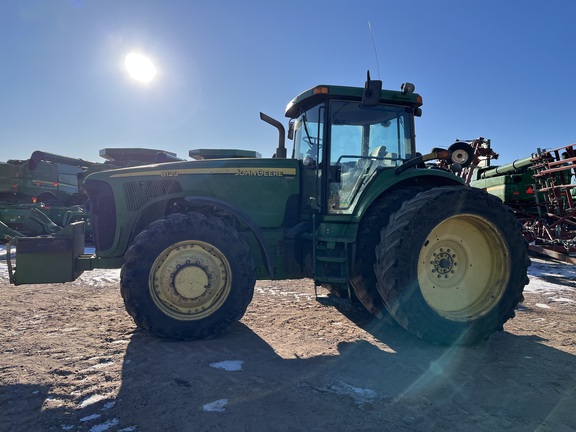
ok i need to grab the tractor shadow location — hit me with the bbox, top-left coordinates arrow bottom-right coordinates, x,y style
318,293 -> 576,430
66,307 -> 576,431
5,295 -> 576,431
0,384 -> 52,431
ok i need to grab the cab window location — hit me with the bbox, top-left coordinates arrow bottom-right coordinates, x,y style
328,101 -> 414,213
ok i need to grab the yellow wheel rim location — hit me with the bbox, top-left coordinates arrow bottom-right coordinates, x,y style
417,214 -> 510,321
149,240 -> 232,320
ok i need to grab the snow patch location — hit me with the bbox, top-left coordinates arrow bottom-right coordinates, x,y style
525,277 -> 575,294
526,258 -> 576,294
536,303 -> 551,309
79,394 -> 107,409
80,413 -> 101,422
44,395 -> 65,406
101,401 -> 116,411
89,418 -> 119,432
255,286 -> 313,300
548,297 -> 575,303
310,381 -> 378,405
210,360 -> 244,371
203,399 -> 228,412
90,361 -> 115,370
328,382 -> 377,402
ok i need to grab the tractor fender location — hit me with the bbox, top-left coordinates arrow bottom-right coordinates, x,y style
184,195 -> 275,278
356,169 -> 465,221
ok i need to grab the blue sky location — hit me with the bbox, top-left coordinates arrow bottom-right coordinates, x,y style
1,0 -> 574,165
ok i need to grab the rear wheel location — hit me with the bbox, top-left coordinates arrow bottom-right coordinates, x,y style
120,212 -> 256,340
375,186 -> 529,345
349,187 -> 426,317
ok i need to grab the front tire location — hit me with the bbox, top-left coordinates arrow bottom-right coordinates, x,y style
120,212 -> 256,340
375,186 -> 529,345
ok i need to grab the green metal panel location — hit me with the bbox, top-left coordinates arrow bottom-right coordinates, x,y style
0,163 -> 21,194
478,156 -> 534,179
12,222 -> 85,284
353,167 -> 466,221
87,158 -> 301,259
471,171 -> 537,203
189,149 -> 262,160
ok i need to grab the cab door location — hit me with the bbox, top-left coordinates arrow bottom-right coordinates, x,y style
326,100 -> 415,215
292,104 -> 326,215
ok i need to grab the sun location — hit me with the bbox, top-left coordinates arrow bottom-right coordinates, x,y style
124,52 -> 157,83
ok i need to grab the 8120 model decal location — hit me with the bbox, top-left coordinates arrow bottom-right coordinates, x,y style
160,170 -> 180,177
111,167 -> 297,178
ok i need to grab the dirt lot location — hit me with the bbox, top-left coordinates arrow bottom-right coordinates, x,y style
1,255 -> 575,432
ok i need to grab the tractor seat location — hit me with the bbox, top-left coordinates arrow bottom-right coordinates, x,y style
370,146 -> 388,158
370,146 -> 397,167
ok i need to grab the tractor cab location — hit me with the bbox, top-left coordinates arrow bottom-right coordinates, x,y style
285,79 -> 422,215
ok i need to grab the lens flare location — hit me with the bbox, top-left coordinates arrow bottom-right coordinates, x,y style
124,52 -> 157,83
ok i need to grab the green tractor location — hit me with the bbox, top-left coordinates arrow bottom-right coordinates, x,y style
7,75 -> 529,345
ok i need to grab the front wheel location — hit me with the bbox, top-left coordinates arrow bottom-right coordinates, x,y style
375,186 -> 529,345
120,212 -> 256,340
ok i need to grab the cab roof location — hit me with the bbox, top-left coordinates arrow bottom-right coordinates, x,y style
285,84 -> 422,118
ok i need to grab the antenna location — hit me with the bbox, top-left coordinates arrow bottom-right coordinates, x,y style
368,21 -> 381,80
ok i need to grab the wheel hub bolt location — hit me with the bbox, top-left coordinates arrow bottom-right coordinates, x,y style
431,249 -> 458,279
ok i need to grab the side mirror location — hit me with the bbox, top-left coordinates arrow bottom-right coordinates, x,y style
287,119 -> 295,140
